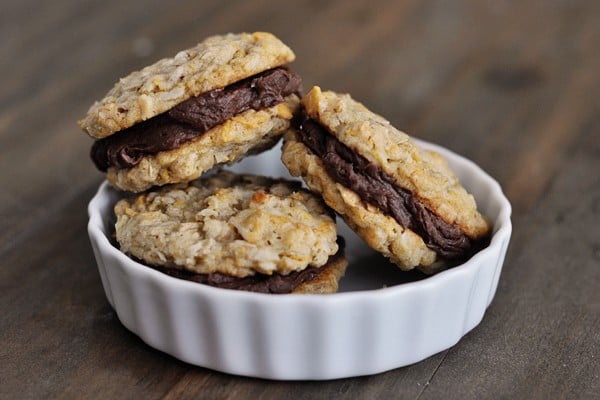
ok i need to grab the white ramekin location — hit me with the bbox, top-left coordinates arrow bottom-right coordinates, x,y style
87,140 -> 512,380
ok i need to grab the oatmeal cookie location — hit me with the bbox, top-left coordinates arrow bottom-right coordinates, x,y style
114,171 -> 346,293
79,32 -> 301,192
282,86 -> 491,271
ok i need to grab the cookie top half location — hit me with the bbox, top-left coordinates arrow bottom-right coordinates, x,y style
79,32 -> 295,139
114,171 -> 339,278
300,86 -> 489,239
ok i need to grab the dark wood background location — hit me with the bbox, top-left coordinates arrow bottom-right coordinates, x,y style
2,0 -> 598,398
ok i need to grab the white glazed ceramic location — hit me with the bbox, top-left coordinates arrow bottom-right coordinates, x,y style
87,139 -> 512,380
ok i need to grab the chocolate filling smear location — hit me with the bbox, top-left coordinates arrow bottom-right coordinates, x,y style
295,113 -> 474,259
91,67 -> 302,171
146,242 -> 345,294
153,265 -> 321,294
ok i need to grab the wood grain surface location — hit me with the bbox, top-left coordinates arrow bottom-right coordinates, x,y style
1,0 -> 598,399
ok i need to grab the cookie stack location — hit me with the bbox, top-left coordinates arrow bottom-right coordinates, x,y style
79,32 -> 490,294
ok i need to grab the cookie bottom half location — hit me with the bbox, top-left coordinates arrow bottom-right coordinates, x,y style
107,95 -> 298,192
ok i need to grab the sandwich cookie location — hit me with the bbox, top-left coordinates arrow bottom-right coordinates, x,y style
114,170 -> 346,294
282,87 -> 491,272
80,32 -> 301,192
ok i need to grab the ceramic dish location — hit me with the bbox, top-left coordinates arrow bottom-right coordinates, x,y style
87,139 -> 512,380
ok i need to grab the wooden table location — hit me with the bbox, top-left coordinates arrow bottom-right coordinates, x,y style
2,0 -> 598,398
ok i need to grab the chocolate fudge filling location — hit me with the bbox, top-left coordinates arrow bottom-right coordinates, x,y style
149,249 -> 344,294
295,113 -> 475,259
91,67 -> 302,171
